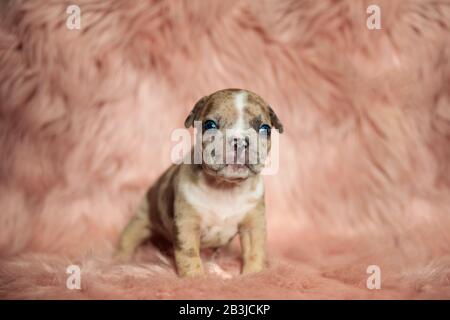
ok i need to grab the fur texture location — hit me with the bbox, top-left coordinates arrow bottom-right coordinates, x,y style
1,0 -> 450,299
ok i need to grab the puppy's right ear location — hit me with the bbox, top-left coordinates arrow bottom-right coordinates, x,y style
184,96 -> 208,128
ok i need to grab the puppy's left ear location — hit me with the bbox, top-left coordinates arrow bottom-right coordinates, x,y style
268,106 -> 284,134
184,96 -> 208,128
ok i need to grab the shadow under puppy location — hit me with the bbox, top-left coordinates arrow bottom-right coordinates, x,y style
116,88 -> 283,277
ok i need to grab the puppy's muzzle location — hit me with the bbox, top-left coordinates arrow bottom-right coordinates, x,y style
231,136 -> 249,164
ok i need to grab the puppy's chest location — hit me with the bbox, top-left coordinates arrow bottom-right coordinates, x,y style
180,179 -> 263,247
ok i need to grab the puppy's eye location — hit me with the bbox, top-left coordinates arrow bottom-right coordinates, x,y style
259,124 -> 271,135
203,120 -> 218,131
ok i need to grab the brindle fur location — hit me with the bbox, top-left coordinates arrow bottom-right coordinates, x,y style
116,88 -> 283,277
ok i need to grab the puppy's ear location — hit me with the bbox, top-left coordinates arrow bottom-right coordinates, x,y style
184,96 -> 208,128
268,106 -> 284,134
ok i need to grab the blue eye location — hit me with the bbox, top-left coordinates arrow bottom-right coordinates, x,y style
203,120 -> 218,131
259,124 -> 271,135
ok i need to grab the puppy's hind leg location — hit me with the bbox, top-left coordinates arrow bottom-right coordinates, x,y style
115,197 -> 151,262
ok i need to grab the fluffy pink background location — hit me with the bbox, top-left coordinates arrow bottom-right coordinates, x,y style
1,0 -> 450,299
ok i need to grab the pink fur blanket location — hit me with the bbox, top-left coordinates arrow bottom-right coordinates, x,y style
1,0 -> 449,299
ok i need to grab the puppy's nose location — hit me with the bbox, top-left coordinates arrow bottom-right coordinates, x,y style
230,136 -> 249,164
232,137 -> 248,150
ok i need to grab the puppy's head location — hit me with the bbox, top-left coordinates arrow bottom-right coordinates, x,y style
185,88 -> 283,182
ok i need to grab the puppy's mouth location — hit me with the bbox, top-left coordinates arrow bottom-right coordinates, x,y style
227,164 -> 246,171
202,163 -> 255,182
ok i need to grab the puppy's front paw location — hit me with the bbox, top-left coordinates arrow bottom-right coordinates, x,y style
179,265 -> 204,278
242,261 -> 265,275
175,249 -> 204,277
177,260 -> 204,277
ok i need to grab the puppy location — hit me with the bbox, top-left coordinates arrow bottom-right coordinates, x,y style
116,88 -> 283,277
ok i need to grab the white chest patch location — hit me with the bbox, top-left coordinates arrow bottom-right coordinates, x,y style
180,173 -> 264,248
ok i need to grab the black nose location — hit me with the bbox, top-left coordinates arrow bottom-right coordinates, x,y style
232,137 -> 249,150
231,137 -> 250,164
